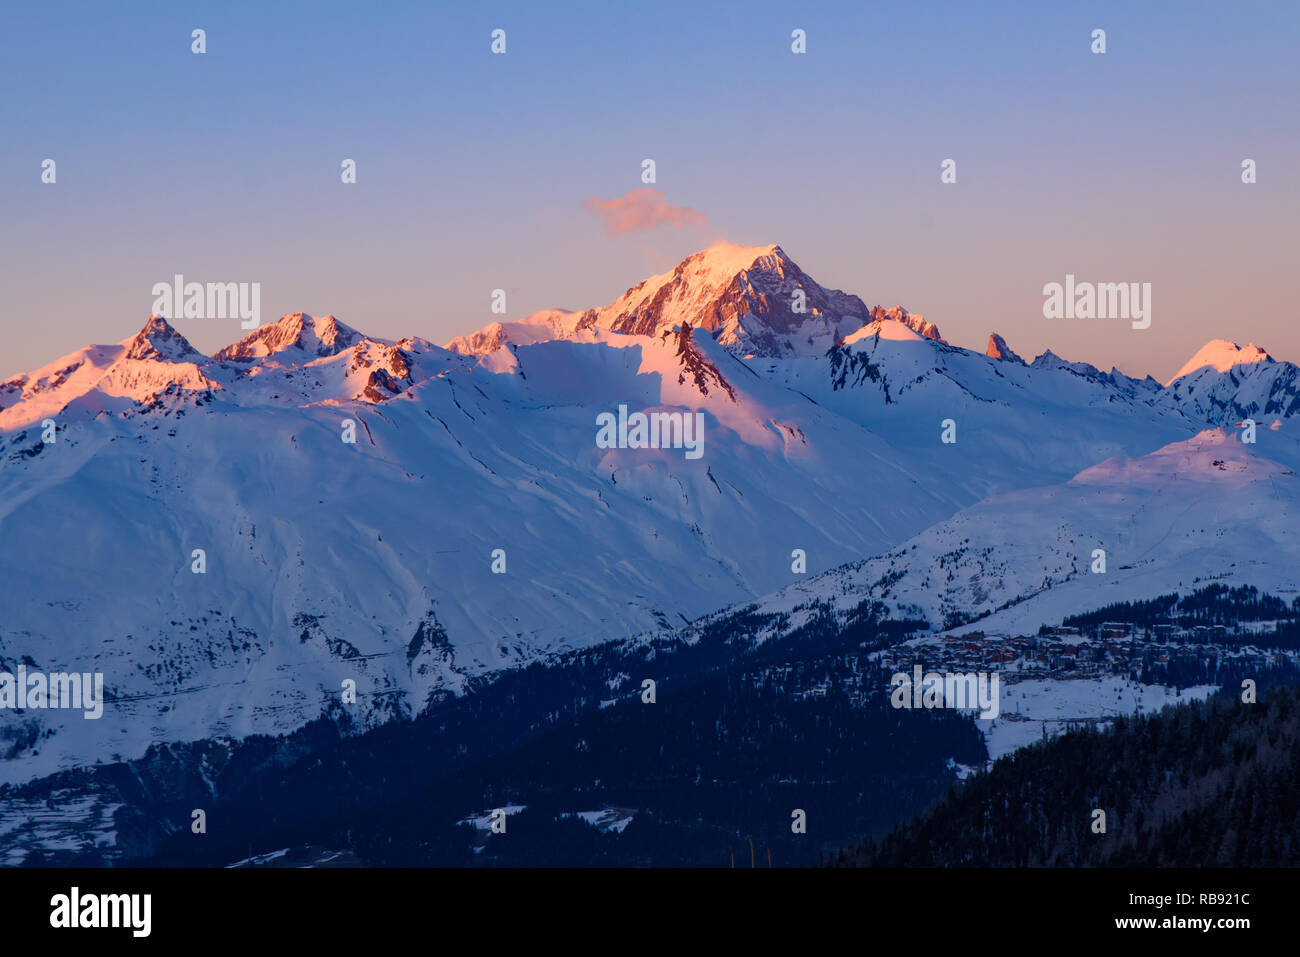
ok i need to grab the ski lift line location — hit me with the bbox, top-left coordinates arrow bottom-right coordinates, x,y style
1132,495 -> 1205,564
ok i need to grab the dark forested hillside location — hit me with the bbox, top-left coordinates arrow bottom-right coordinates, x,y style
11,600 -> 985,867
1060,584 -> 1300,650
830,683 -> 1300,867
14,584 -> 1300,868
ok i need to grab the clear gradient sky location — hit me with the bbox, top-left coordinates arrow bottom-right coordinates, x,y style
2,0 -> 1297,381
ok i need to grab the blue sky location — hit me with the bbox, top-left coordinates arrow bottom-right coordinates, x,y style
3,0 -> 1297,380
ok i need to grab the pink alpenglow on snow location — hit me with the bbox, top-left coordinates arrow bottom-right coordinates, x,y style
1165,339 -> 1272,385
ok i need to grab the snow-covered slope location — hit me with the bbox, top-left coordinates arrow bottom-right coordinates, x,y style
763,319 -> 1189,505
443,310 -> 586,356
0,317 -> 217,432
3,245 -> 1298,785
676,428 -> 1300,649
1158,342 -> 1300,425
0,312 -> 989,784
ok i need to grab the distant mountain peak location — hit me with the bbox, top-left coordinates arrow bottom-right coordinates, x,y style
679,241 -> 790,278
446,244 -> 937,359
986,332 -> 1025,364
591,242 -> 831,350
866,306 -> 945,344
1030,348 -> 1100,376
444,311 -> 584,356
122,315 -> 203,363
214,313 -> 366,362
1166,339 -> 1272,385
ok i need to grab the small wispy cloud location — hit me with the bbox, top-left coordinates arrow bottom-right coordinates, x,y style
582,188 -> 708,236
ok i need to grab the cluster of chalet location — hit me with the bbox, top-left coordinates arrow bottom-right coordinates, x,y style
876,625 -> 1289,685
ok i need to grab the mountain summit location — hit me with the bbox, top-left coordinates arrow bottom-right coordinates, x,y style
1166,339 -> 1272,385
986,332 -> 1025,364
586,243 -> 868,355
123,315 -> 204,363
447,243 -> 938,359
215,313 -> 366,361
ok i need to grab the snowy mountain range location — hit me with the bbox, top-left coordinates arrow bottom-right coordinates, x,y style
2,242 -> 1297,785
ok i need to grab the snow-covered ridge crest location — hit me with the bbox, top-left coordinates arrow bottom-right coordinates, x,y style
214,312 -> 367,361
445,243 -> 941,359
0,314 -> 474,429
124,315 -> 205,363
444,310 -> 586,356
0,315 -> 217,430
863,305 -> 945,344
1165,339 -> 1272,386
667,427 -> 1300,653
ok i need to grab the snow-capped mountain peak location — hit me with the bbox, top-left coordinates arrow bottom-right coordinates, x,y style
214,312 -> 368,362
122,315 -> 204,363
446,243 -> 937,360
665,241 -> 790,286
444,310 -> 585,356
593,243 -> 822,351
592,243 -> 940,357
841,317 -> 929,346
864,305 -> 945,344
1166,339 -> 1272,385
0,316 -> 218,430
